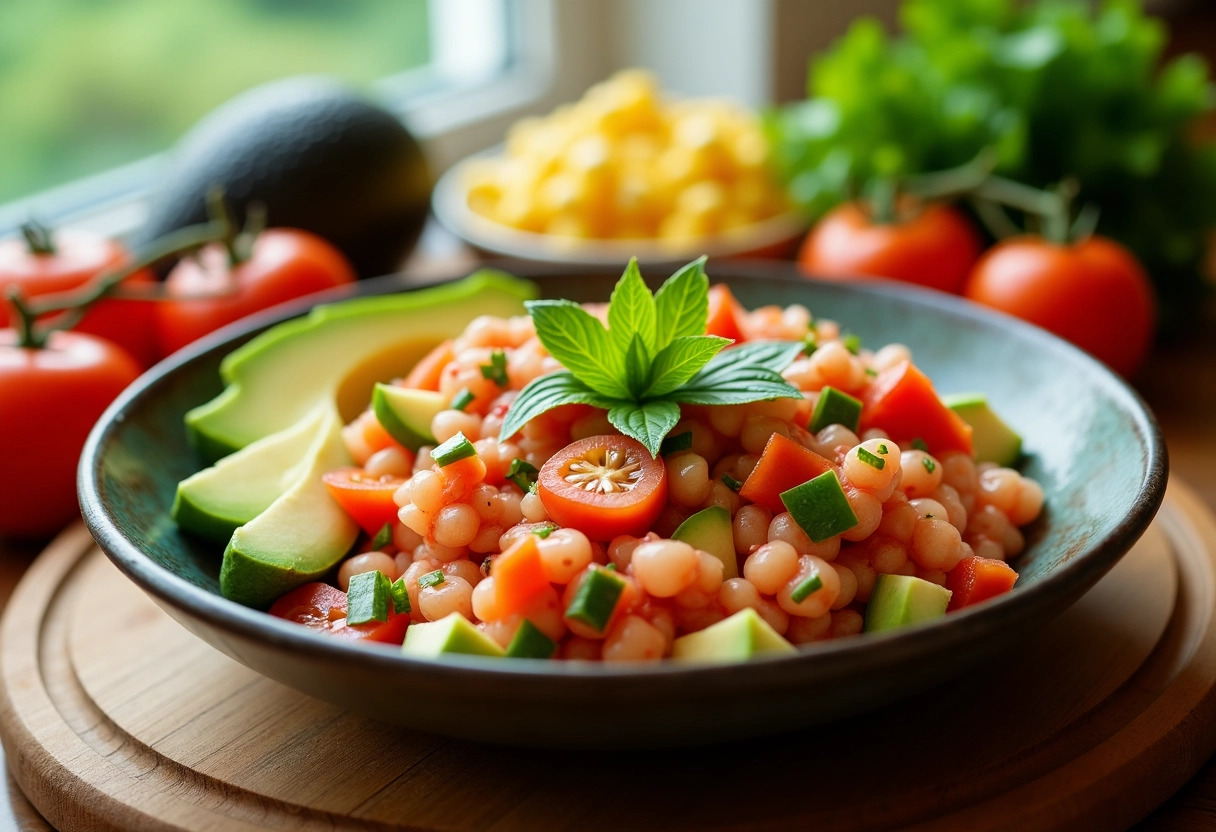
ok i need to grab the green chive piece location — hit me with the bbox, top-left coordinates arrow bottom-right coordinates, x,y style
431,431 -> 476,466
450,387 -> 475,412
911,437 -> 929,452
809,386 -> 862,433
418,569 -> 445,590
842,333 -> 861,355
533,523 -> 556,539
480,349 -> 509,387
565,567 -> 626,634
348,571 -> 391,625
922,457 -> 937,474
528,480 -> 539,495
857,447 -> 886,470
390,576 -> 411,614
370,522 -> 393,551
877,443 -> 889,455
505,618 -> 558,659
722,474 -> 743,492
660,431 -> 694,455
604,562 -> 618,572
780,471 -> 859,543
803,334 -> 819,355
865,367 -> 878,377
790,574 -> 824,603
506,458 -> 540,492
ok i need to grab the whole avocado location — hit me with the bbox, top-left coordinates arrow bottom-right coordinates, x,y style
138,76 -> 432,279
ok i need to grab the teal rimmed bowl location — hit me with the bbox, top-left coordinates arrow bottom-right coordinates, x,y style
79,262 -> 1168,748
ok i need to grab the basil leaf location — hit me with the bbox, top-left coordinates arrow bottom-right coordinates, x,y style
643,335 -> 730,398
624,334 -> 650,398
671,340 -> 804,405
608,258 -> 656,357
653,257 -> 708,351
526,300 -> 630,398
696,340 -> 805,383
499,371 -> 616,441
607,400 -> 682,458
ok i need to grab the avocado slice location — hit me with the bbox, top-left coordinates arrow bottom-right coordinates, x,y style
942,392 -> 1023,466
671,608 -> 796,662
401,613 -> 506,659
186,270 -> 535,462
371,383 -> 446,451
671,506 -> 738,579
863,574 -> 952,634
172,407 -> 327,543
219,406 -> 359,609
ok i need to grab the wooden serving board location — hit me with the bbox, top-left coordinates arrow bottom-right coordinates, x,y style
2,480 -> 1215,832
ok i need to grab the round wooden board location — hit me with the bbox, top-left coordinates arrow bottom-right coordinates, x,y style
2,481 -> 1215,832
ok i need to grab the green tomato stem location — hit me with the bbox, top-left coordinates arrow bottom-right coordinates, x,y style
865,177 -> 899,224
5,285 -> 44,349
968,197 -> 1024,241
901,148 -> 997,203
20,220 -> 56,256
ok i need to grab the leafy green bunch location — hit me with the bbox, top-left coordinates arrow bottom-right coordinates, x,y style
499,258 -> 803,457
767,0 -> 1216,323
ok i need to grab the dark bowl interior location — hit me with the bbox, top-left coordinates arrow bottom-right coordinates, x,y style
80,262 -> 1167,748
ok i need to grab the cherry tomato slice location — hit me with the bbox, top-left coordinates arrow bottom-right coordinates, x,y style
322,468 -> 406,536
538,434 -> 667,541
269,581 -> 410,644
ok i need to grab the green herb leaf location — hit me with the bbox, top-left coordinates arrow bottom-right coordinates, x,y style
480,349 -> 509,387
370,523 -> 393,551
506,458 -> 540,492
608,258 -> 656,357
607,400 -> 682,458
659,431 -> 693,455
653,256 -> 708,351
526,299 -> 630,398
499,371 -> 615,441
643,335 -> 730,398
670,340 -> 803,406
624,334 -> 650,397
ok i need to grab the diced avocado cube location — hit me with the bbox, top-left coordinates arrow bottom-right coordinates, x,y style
942,392 -> 1023,466
505,618 -> 557,659
401,613 -> 505,658
780,471 -> 859,542
864,574 -> 952,633
809,386 -> 862,433
565,567 -> 626,634
672,505 -> 738,579
372,384 -> 447,451
672,608 -> 797,663
347,570 -> 391,625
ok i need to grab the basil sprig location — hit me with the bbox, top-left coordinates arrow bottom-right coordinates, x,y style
499,257 -> 804,457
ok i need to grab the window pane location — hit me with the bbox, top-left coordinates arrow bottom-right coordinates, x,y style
0,0 -> 431,204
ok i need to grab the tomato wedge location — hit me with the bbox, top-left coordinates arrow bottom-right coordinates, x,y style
269,582 -> 410,644
401,339 -> 454,391
538,434 -> 667,541
860,360 -> 972,457
945,556 -> 1018,611
322,468 -> 406,536
706,283 -> 746,342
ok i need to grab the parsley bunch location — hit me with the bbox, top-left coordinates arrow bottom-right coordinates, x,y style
499,258 -> 803,457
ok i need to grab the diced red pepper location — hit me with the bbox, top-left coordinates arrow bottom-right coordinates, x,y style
860,360 -> 973,456
268,581 -> 410,645
706,284 -> 746,342
739,433 -> 835,514
492,534 -> 551,616
945,556 -> 1018,611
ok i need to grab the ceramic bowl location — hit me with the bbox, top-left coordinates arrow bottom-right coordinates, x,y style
79,262 -> 1168,748
431,150 -> 807,266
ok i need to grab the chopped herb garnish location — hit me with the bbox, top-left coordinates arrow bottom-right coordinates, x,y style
722,473 -> 743,492
660,431 -> 693,455
533,523 -> 556,539
865,367 -> 877,377
480,349 -> 509,387
911,437 -> 929,452
370,522 -> 393,551
922,457 -> 937,474
418,569 -> 445,590
506,458 -> 540,492
803,334 -> 819,355
790,574 -> 824,603
842,333 -> 861,355
390,575 -> 411,614
481,556 -> 493,577
348,570 -> 391,625
450,387 -> 475,412
528,480 -> 539,495
604,562 -> 617,572
498,257 -> 804,457
857,447 -> 886,470
877,443 -> 889,455
431,431 -> 476,466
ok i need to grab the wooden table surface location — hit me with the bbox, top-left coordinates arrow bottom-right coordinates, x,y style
0,250 -> 1212,830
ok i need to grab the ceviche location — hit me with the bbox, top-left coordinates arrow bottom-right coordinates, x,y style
253,259 -> 1042,662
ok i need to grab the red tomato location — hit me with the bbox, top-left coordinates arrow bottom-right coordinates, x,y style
963,235 -> 1156,378
538,434 -> 667,541
0,329 -> 140,538
268,581 -> 410,644
706,283 -> 746,342
797,200 -> 983,294
0,229 -> 158,367
322,468 -> 408,536
156,228 -> 356,355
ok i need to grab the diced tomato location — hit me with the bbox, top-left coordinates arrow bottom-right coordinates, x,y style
706,283 -> 746,342
945,556 -> 1018,611
322,468 -> 407,535
438,454 -> 488,502
739,433 -> 835,514
269,581 -> 411,644
492,535 -> 551,616
860,360 -> 973,457
400,339 -> 454,391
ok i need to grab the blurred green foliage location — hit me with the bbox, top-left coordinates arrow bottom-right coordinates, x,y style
0,0 -> 429,204
767,0 -> 1216,323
